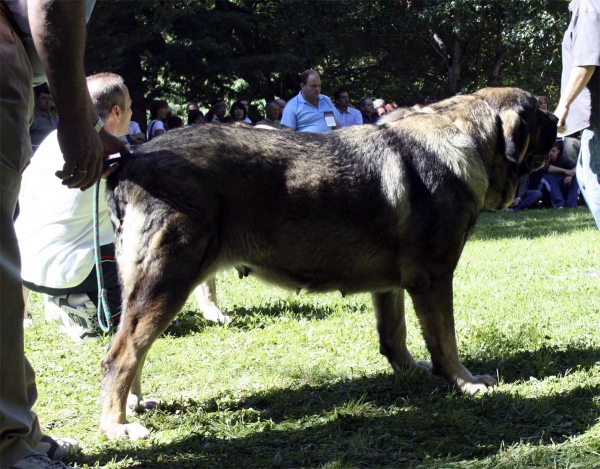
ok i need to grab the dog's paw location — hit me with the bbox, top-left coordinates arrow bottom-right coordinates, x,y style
388,355 -> 432,373
202,305 -> 232,325
456,374 -> 496,396
414,360 -> 433,373
104,422 -> 150,441
127,394 -> 160,414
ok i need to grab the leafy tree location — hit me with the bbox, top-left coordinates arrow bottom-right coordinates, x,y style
84,0 -> 568,126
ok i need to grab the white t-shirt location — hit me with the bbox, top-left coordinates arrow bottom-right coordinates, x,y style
15,130 -> 115,288
146,119 -> 165,140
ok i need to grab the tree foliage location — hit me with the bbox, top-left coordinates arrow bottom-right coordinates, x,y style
85,0 -> 568,126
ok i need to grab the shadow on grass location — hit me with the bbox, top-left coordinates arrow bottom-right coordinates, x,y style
473,207 -> 595,241
166,299 -> 361,337
464,343 -> 600,385
80,348 -> 600,468
231,301 -> 337,321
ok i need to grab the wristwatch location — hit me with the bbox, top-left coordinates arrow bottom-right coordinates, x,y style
94,116 -> 104,133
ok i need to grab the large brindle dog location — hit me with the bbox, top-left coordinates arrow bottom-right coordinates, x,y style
101,88 -> 557,440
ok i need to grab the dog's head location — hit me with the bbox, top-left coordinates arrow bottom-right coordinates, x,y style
474,87 -> 558,209
475,87 -> 558,176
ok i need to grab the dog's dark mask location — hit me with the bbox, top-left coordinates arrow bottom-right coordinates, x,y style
518,109 -> 558,178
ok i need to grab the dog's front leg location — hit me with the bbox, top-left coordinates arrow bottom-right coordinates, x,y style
372,290 -> 430,372
408,274 -> 496,395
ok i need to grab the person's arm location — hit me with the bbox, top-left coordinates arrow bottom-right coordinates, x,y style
280,102 -> 296,131
331,104 -> 340,130
355,109 -> 364,126
131,133 -> 146,144
28,0 -> 128,190
547,165 -> 576,177
554,65 -> 596,134
130,122 -> 145,142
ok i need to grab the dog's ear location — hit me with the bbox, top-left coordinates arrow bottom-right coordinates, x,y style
498,108 -> 530,165
475,88 -> 537,165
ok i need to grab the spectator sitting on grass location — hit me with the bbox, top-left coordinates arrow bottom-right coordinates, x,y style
540,141 -> 580,209
187,109 -> 205,125
167,115 -> 183,130
147,99 -> 168,140
222,101 -> 249,124
206,98 -> 227,123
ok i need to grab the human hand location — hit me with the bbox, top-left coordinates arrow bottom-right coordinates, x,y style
132,133 -> 146,144
56,121 -> 131,190
565,169 -> 576,177
554,104 -> 569,134
99,129 -> 131,179
55,118 -> 104,190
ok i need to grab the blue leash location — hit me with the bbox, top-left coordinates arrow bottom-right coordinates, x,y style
93,176 -> 113,333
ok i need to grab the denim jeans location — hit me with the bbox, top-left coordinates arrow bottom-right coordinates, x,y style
576,127 -> 600,230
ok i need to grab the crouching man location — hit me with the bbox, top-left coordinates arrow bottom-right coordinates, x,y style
16,73 -> 132,343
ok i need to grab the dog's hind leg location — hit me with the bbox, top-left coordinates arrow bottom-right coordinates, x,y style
126,351 -> 159,415
194,277 -> 231,325
408,274 -> 496,395
372,290 -> 430,372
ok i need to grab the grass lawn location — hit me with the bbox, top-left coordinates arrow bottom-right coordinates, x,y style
24,207 -> 600,468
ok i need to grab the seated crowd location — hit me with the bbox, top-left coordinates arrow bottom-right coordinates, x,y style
123,70 -> 404,145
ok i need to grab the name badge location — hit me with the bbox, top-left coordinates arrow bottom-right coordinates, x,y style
324,111 -> 336,127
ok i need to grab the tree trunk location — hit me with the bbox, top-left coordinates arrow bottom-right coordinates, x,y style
119,52 -> 147,132
447,36 -> 461,95
488,4 -> 506,87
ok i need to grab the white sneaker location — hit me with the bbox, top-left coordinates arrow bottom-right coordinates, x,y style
33,435 -> 80,460
10,452 -> 75,468
44,294 -> 101,344
23,312 -> 33,329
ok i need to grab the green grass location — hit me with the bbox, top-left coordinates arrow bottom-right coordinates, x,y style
25,207 -> 600,468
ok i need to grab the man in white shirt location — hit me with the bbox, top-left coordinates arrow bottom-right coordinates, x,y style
333,88 -> 363,128
16,72 -> 132,343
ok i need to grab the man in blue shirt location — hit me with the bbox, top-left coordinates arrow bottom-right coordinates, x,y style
334,88 -> 363,128
281,70 -> 340,133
